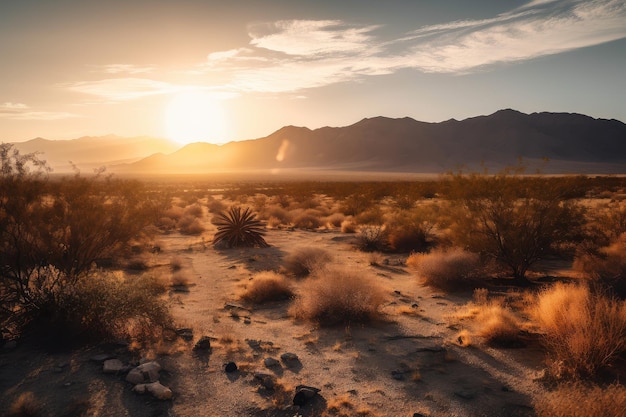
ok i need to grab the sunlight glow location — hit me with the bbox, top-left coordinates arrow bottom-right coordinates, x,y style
165,91 -> 230,145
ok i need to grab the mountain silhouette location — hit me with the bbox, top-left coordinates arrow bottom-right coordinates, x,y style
124,109 -> 626,174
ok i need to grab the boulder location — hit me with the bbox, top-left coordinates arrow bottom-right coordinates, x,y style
224,361 -> 238,373
293,385 -> 321,406
103,359 -> 124,374
126,361 -> 161,385
263,357 -> 280,368
254,372 -> 276,390
280,352 -> 300,366
134,382 -> 173,400
193,336 -> 212,351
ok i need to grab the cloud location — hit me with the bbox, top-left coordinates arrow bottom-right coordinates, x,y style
96,64 -> 156,74
0,102 -> 80,120
196,0 -> 626,93
406,0 -> 626,73
63,78 -> 181,101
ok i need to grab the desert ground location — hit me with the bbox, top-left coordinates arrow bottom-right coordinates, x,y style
1,176 -> 625,417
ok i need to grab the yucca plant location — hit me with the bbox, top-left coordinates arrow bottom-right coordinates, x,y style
213,206 -> 269,248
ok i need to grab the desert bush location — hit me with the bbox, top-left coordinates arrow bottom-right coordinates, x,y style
164,205 -> 185,220
341,193 -> 374,216
444,169 -> 586,284
291,209 -> 324,230
407,248 -> 482,291
340,219 -> 357,233
574,236 -> 626,297
177,215 -> 205,235
283,247 -> 333,277
290,266 -> 387,326
30,272 -> 171,347
386,223 -> 432,253
213,206 -> 268,248
240,271 -> 294,304
260,205 -> 292,225
474,302 -> 523,347
355,206 -> 385,225
534,382 -> 626,417
171,271 -> 191,288
532,282 -> 626,379
183,203 -> 204,218
357,225 -> 388,252
324,212 -> 345,228
207,198 -> 227,214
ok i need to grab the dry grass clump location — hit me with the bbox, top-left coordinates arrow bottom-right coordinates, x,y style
177,215 -> 205,235
357,225 -> 388,252
183,203 -> 204,218
407,248 -> 482,291
171,271 -> 191,289
386,223 -> 431,253
290,266 -> 387,326
291,209 -> 324,229
534,382 -> 626,417
8,392 -> 40,417
340,219 -> 357,233
240,271 -> 294,304
574,236 -> 626,297
207,198 -> 227,214
283,247 -> 333,277
474,302 -> 523,347
324,212 -> 346,228
532,282 -> 626,379
170,255 -> 184,271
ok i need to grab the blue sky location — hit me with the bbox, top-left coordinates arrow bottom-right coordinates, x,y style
1,0 -> 625,144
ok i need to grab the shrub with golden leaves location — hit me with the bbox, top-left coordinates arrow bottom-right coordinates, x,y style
407,248 -> 482,291
240,271 -> 294,304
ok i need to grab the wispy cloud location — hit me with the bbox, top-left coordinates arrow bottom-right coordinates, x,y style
0,102 -> 80,120
95,64 -> 156,74
65,0 -> 626,99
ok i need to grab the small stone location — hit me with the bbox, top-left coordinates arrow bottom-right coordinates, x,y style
193,336 -> 212,351
264,357 -> 280,368
126,361 -> 161,385
454,390 -> 476,400
176,328 -> 194,341
391,370 -> 405,380
254,372 -> 276,389
145,382 -> 173,400
280,352 -> 299,364
293,385 -> 321,406
224,362 -> 238,373
103,359 -> 124,374
90,353 -> 114,363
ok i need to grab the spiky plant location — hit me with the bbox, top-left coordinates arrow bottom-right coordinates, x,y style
213,206 -> 269,248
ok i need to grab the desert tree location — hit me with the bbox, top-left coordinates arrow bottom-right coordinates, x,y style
444,168 -> 585,285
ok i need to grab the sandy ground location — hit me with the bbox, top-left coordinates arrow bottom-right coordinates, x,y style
0,225 -> 551,417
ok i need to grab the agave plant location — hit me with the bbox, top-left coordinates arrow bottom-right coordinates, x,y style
213,206 -> 268,248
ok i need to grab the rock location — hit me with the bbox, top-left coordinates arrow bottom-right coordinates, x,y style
193,336 -> 212,351
176,328 -> 194,341
280,352 -> 299,365
133,382 -> 173,400
454,390 -> 476,400
254,372 -> 276,389
224,362 -> 238,373
391,370 -> 406,380
103,359 -> 124,374
293,385 -> 321,406
413,413 -> 427,417
126,361 -> 161,385
264,357 -> 280,368
90,353 -> 114,363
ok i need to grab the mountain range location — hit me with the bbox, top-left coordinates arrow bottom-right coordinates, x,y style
10,109 -> 626,175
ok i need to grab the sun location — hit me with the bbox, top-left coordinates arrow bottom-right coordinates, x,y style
165,91 -> 230,145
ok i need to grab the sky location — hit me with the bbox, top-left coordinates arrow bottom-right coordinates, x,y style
1,0 -> 625,145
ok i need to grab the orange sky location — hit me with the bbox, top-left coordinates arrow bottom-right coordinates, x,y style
1,0 -> 626,145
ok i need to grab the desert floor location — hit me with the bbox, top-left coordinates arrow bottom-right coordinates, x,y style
1,224 -> 562,417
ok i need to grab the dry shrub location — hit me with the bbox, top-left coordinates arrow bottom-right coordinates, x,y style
355,207 -> 385,225
474,302 -> 523,347
532,282 -> 626,379
33,272 -> 172,347
240,271 -> 294,304
283,247 -> 333,277
164,205 -> 184,220
574,236 -> 626,297
534,382 -> 626,417
290,266 -> 387,326
386,223 -> 431,253
407,248 -> 482,291
184,203 -> 204,218
8,392 -> 40,417
292,209 -> 324,229
324,212 -> 346,228
171,271 -> 190,288
207,198 -> 227,214
178,215 -> 205,235
341,219 -> 357,233
262,206 -> 292,225
357,225 -> 388,252
170,256 -> 184,271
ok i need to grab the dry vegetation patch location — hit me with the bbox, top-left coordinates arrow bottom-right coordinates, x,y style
407,247 -> 482,291
240,271 -> 294,304
534,382 -> 626,417
290,266 -> 388,326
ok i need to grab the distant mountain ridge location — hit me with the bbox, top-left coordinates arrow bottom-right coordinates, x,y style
10,135 -> 179,172
9,110 -> 626,174
125,109 -> 626,174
